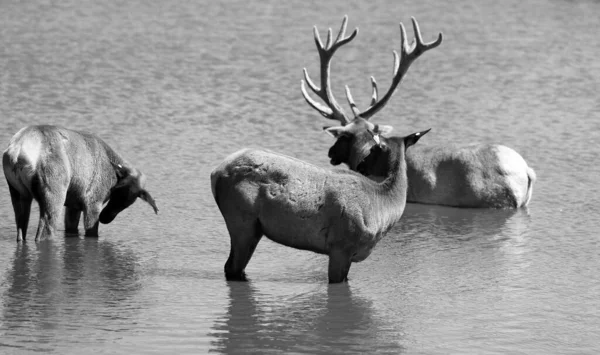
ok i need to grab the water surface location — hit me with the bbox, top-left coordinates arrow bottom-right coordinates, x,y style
0,0 -> 599,353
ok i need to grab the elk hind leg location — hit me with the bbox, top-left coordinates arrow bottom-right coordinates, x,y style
64,207 -> 81,235
328,248 -> 353,283
34,186 -> 67,242
224,218 -> 263,281
7,184 -> 32,242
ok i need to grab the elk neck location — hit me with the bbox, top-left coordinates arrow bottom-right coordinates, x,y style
96,138 -> 126,183
372,137 -> 409,205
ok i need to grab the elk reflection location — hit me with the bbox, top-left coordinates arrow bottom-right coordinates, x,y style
391,203 -> 531,246
2,237 -> 141,342
3,241 -> 64,335
209,281 -> 405,354
61,237 -> 142,305
375,204 -> 533,298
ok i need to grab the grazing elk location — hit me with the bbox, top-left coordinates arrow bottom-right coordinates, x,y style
3,125 -> 159,242
302,16 -> 536,209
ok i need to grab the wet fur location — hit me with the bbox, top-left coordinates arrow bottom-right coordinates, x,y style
210,142 -> 418,283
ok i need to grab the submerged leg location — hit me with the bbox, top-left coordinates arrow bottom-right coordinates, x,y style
83,203 -> 102,237
224,219 -> 263,281
64,207 -> 81,235
34,193 -> 66,242
328,248 -> 353,284
8,184 -> 32,242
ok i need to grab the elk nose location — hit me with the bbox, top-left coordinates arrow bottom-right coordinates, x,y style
99,209 -> 118,224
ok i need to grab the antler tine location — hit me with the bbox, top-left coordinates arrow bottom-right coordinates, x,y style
357,17 -> 442,120
344,76 -> 379,118
411,16 -> 443,52
369,76 -> 379,107
325,28 -> 333,50
301,70 -> 333,118
410,17 -> 442,59
345,85 -> 360,118
334,15 -> 349,46
301,15 -> 358,125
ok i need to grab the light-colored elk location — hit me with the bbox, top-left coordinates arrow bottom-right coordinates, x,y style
302,16 -> 536,209
3,125 -> 159,242
211,17 -> 429,283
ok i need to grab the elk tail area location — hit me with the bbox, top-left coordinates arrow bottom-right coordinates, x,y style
3,128 -> 42,195
523,166 -> 537,207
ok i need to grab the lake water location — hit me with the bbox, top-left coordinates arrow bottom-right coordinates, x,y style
0,0 -> 599,354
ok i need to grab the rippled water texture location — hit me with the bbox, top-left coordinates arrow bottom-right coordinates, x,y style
0,0 -> 599,354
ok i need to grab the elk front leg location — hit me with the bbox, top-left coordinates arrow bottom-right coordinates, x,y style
64,207 -> 81,235
83,203 -> 102,237
7,184 -> 32,242
328,248 -> 352,283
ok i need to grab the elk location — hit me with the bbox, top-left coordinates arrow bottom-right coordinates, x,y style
211,18 -> 430,283
3,125 -> 159,242
302,16 -> 536,209
211,129 -> 427,283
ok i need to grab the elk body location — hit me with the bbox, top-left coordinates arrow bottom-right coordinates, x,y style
302,16 -> 536,209
339,135 -> 536,208
211,132 -> 428,283
2,125 -> 158,242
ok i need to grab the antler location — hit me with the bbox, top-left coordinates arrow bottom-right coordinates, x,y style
301,15 -> 358,125
346,17 -> 443,120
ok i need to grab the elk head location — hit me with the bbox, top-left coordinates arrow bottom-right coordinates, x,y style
99,162 -> 159,224
324,118 -> 393,168
301,16 -> 442,171
357,128 -> 431,176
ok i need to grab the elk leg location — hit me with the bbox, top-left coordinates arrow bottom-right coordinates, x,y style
64,207 -> 81,235
328,248 -> 352,283
83,203 -> 102,237
224,219 -> 263,281
34,192 -> 66,242
7,184 -> 32,242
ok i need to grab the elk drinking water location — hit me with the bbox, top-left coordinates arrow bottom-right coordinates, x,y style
211,17 -> 430,284
3,125 -> 159,242
302,16 -> 536,208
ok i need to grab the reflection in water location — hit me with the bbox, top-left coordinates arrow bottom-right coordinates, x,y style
209,281 -> 404,354
360,204 -> 535,316
393,203 -> 531,248
0,0 -> 598,352
1,238 -> 141,351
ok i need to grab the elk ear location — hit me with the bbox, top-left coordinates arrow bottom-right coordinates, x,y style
111,162 -> 135,189
139,190 -> 159,214
404,128 -> 431,149
111,162 -> 131,179
366,128 -> 383,147
374,124 -> 393,136
323,126 -> 347,138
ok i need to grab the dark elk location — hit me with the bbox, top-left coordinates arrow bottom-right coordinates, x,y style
3,125 -> 158,242
211,17 -> 430,283
211,130 -> 427,284
302,16 -> 536,209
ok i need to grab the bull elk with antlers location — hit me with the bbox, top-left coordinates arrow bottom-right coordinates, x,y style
3,125 -> 159,242
211,17 -> 430,283
211,127 -> 427,283
302,16 -> 536,209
